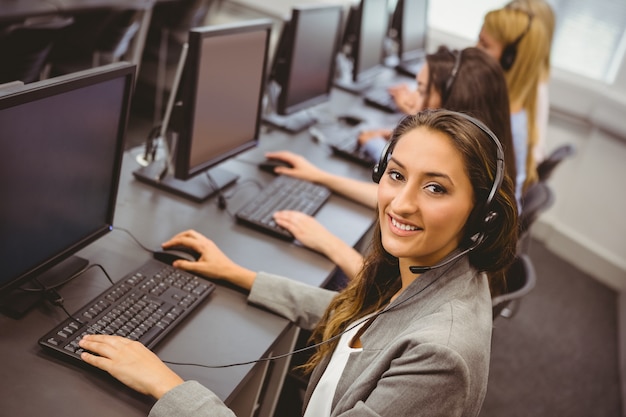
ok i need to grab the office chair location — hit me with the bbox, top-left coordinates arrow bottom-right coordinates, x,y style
518,180 -> 555,254
537,143 -> 576,182
0,15 -> 74,84
492,253 -> 537,320
141,0 -> 217,123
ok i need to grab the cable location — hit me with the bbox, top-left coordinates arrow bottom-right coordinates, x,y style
112,226 -> 155,254
162,260 -> 458,370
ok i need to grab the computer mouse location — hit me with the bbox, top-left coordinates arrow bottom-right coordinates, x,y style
337,114 -> 364,126
153,245 -> 201,265
258,158 -> 294,174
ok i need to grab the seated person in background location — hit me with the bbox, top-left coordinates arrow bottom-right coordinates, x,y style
505,0 -> 556,164
265,46 -> 518,280
79,109 -> 519,417
358,46 -> 515,177
477,5 -> 549,195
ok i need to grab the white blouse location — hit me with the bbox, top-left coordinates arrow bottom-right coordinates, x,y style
303,314 -> 374,417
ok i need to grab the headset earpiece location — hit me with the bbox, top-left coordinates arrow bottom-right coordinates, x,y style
371,138 -> 395,183
499,11 -> 533,71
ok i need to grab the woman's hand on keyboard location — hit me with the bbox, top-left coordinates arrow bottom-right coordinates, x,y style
162,229 -> 257,291
79,334 -> 183,399
273,211 -> 364,281
357,129 -> 392,146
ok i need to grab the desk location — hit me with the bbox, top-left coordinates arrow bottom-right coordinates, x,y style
0,86 -> 382,416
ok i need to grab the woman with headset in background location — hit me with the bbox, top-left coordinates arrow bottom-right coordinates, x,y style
79,109 -> 519,417
263,46 -> 518,282
477,5 -> 550,196
505,0 -> 556,164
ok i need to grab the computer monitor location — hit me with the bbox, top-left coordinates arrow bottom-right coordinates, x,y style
334,0 -> 389,94
133,19 -> 272,202
0,62 -> 135,318
391,0 -> 429,77
262,4 -> 343,133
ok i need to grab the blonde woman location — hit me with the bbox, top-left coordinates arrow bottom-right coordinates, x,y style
478,6 -> 550,195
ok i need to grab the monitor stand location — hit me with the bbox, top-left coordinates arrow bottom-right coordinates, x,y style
133,158 -> 239,203
262,110 -> 318,134
0,255 -> 88,319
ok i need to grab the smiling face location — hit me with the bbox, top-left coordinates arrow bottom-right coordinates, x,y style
377,126 -> 475,272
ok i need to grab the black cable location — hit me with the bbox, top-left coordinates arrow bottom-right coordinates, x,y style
162,260 -> 458,370
112,226 -> 155,254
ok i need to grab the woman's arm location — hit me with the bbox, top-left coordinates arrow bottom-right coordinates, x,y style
273,210 -> 364,280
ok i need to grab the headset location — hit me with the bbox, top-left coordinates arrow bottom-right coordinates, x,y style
443,49 -> 462,100
371,110 -> 505,274
500,10 -> 534,71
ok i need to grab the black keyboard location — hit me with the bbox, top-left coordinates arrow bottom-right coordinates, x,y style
363,88 -> 400,114
235,175 -> 331,240
38,259 -> 216,362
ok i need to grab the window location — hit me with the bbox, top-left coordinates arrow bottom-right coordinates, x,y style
428,0 -> 626,83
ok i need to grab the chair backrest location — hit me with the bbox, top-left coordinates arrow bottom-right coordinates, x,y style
519,180 -> 555,237
94,9 -> 143,64
537,143 -> 576,182
492,253 -> 537,319
0,15 -> 74,83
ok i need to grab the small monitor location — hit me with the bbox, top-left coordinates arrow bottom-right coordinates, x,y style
263,4 -> 343,133
335,0 -> 389,94
392,0 -> 429,77
0,62 -> 135,318
133,19 -> 272,202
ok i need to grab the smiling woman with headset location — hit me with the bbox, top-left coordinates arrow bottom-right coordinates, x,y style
78,109 -> 518,417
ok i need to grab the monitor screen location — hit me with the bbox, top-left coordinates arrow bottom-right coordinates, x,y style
0,63 -> 134,298
271,4 -> 343,115
395,0 -> 428,62
351,0 -> 389,83
174,20 -> 271,180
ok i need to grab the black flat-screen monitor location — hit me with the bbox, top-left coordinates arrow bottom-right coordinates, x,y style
263,4 -> 343,133
133,19 -> 272,202
0,62 -> 135,318
335,0 -> 389,94
392,0 -> 429,76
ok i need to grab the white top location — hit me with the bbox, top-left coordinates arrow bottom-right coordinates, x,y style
303,314 -> 374,417
534,81 -> 550,163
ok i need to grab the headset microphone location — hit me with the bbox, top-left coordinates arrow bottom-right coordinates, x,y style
409,232 -> 486,274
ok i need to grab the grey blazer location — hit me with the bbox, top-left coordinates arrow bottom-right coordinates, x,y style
149,255 -> 492,417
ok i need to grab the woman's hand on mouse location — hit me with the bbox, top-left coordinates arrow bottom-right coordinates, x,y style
263,151 -> 329,184
162,230 -> 256,291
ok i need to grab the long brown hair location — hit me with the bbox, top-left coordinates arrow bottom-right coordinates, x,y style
426,46 -> 517,196
301,110 -> 518,373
